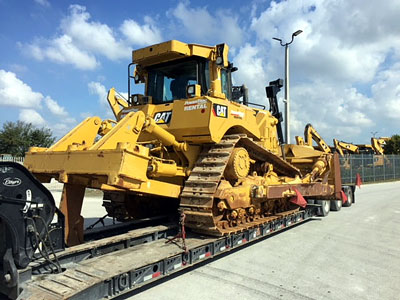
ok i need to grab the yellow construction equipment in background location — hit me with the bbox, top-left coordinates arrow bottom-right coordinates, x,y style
332,139 -> 360,155
295,123 -> 331,153
332,138 -> 389,156
371,137 -> 390,155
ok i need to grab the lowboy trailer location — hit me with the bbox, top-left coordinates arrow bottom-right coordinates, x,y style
0,179 -> 355,299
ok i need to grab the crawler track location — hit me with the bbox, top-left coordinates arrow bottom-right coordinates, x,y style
180,134 -> 301,236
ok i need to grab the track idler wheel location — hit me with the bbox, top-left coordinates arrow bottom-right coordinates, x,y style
224,147 -> 251,181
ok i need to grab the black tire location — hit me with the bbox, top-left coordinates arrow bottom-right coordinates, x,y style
343,187 -> 353,207
316,200 -> 330,217
330,199 -> 342,211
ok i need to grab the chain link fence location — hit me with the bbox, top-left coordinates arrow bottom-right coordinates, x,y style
340,154 -> 400,184
0,155 -> 24,164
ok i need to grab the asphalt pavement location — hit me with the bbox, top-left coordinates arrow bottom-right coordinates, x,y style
47,181 -> 400,300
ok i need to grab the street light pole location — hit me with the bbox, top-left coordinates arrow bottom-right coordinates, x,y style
273,30 -> 302,144
284,43 -> 290,144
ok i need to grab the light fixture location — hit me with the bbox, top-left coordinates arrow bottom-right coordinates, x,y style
186,85 -> 201,98
187,85 -> 195,95
292,30 -> 303,37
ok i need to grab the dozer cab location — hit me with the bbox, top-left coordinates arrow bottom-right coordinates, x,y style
2,40 -> 345,269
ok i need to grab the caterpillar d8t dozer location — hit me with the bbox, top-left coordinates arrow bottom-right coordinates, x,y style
15,40 -> 343,248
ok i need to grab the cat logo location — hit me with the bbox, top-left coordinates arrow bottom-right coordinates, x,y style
213,104 -> 228,118
154,111 -> 172,124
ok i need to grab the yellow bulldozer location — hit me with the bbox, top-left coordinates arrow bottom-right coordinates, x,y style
21,40 -> 344,247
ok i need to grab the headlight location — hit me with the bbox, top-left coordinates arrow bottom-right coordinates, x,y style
187,85 -> 195,95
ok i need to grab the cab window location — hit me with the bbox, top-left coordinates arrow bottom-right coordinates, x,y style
147,58 -> 208,104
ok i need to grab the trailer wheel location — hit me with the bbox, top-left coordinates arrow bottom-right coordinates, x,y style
316,200 -> 330,217
330,199 -> 342,211
343,187 -> 353,207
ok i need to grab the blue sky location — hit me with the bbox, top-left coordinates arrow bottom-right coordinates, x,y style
0,0 -> 399,144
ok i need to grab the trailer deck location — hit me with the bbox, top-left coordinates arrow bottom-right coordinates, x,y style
11,208 -> 316,300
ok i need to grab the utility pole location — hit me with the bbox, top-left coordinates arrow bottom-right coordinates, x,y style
273,30 -> 302,144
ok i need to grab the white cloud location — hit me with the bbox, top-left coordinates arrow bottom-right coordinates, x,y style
289,82 -> 378,143
60,5 -> 128,61
88,81 -> 108,106
254,0 -> 400,82
34,0 -> 50,7
19,109 -> 46,127
372,63 -> 400,121
226,0 -> 400,143
44,96 -> 68,117
0,70 -> 76,138
120,17 -> 162,46
28,35 -> 99,70
0,70 -> 43,108
51,123 -> 74,138
168,2 -> 244,47
88,81 -> 116,119
232,44 -> 268,102
25,5 -> 163,70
